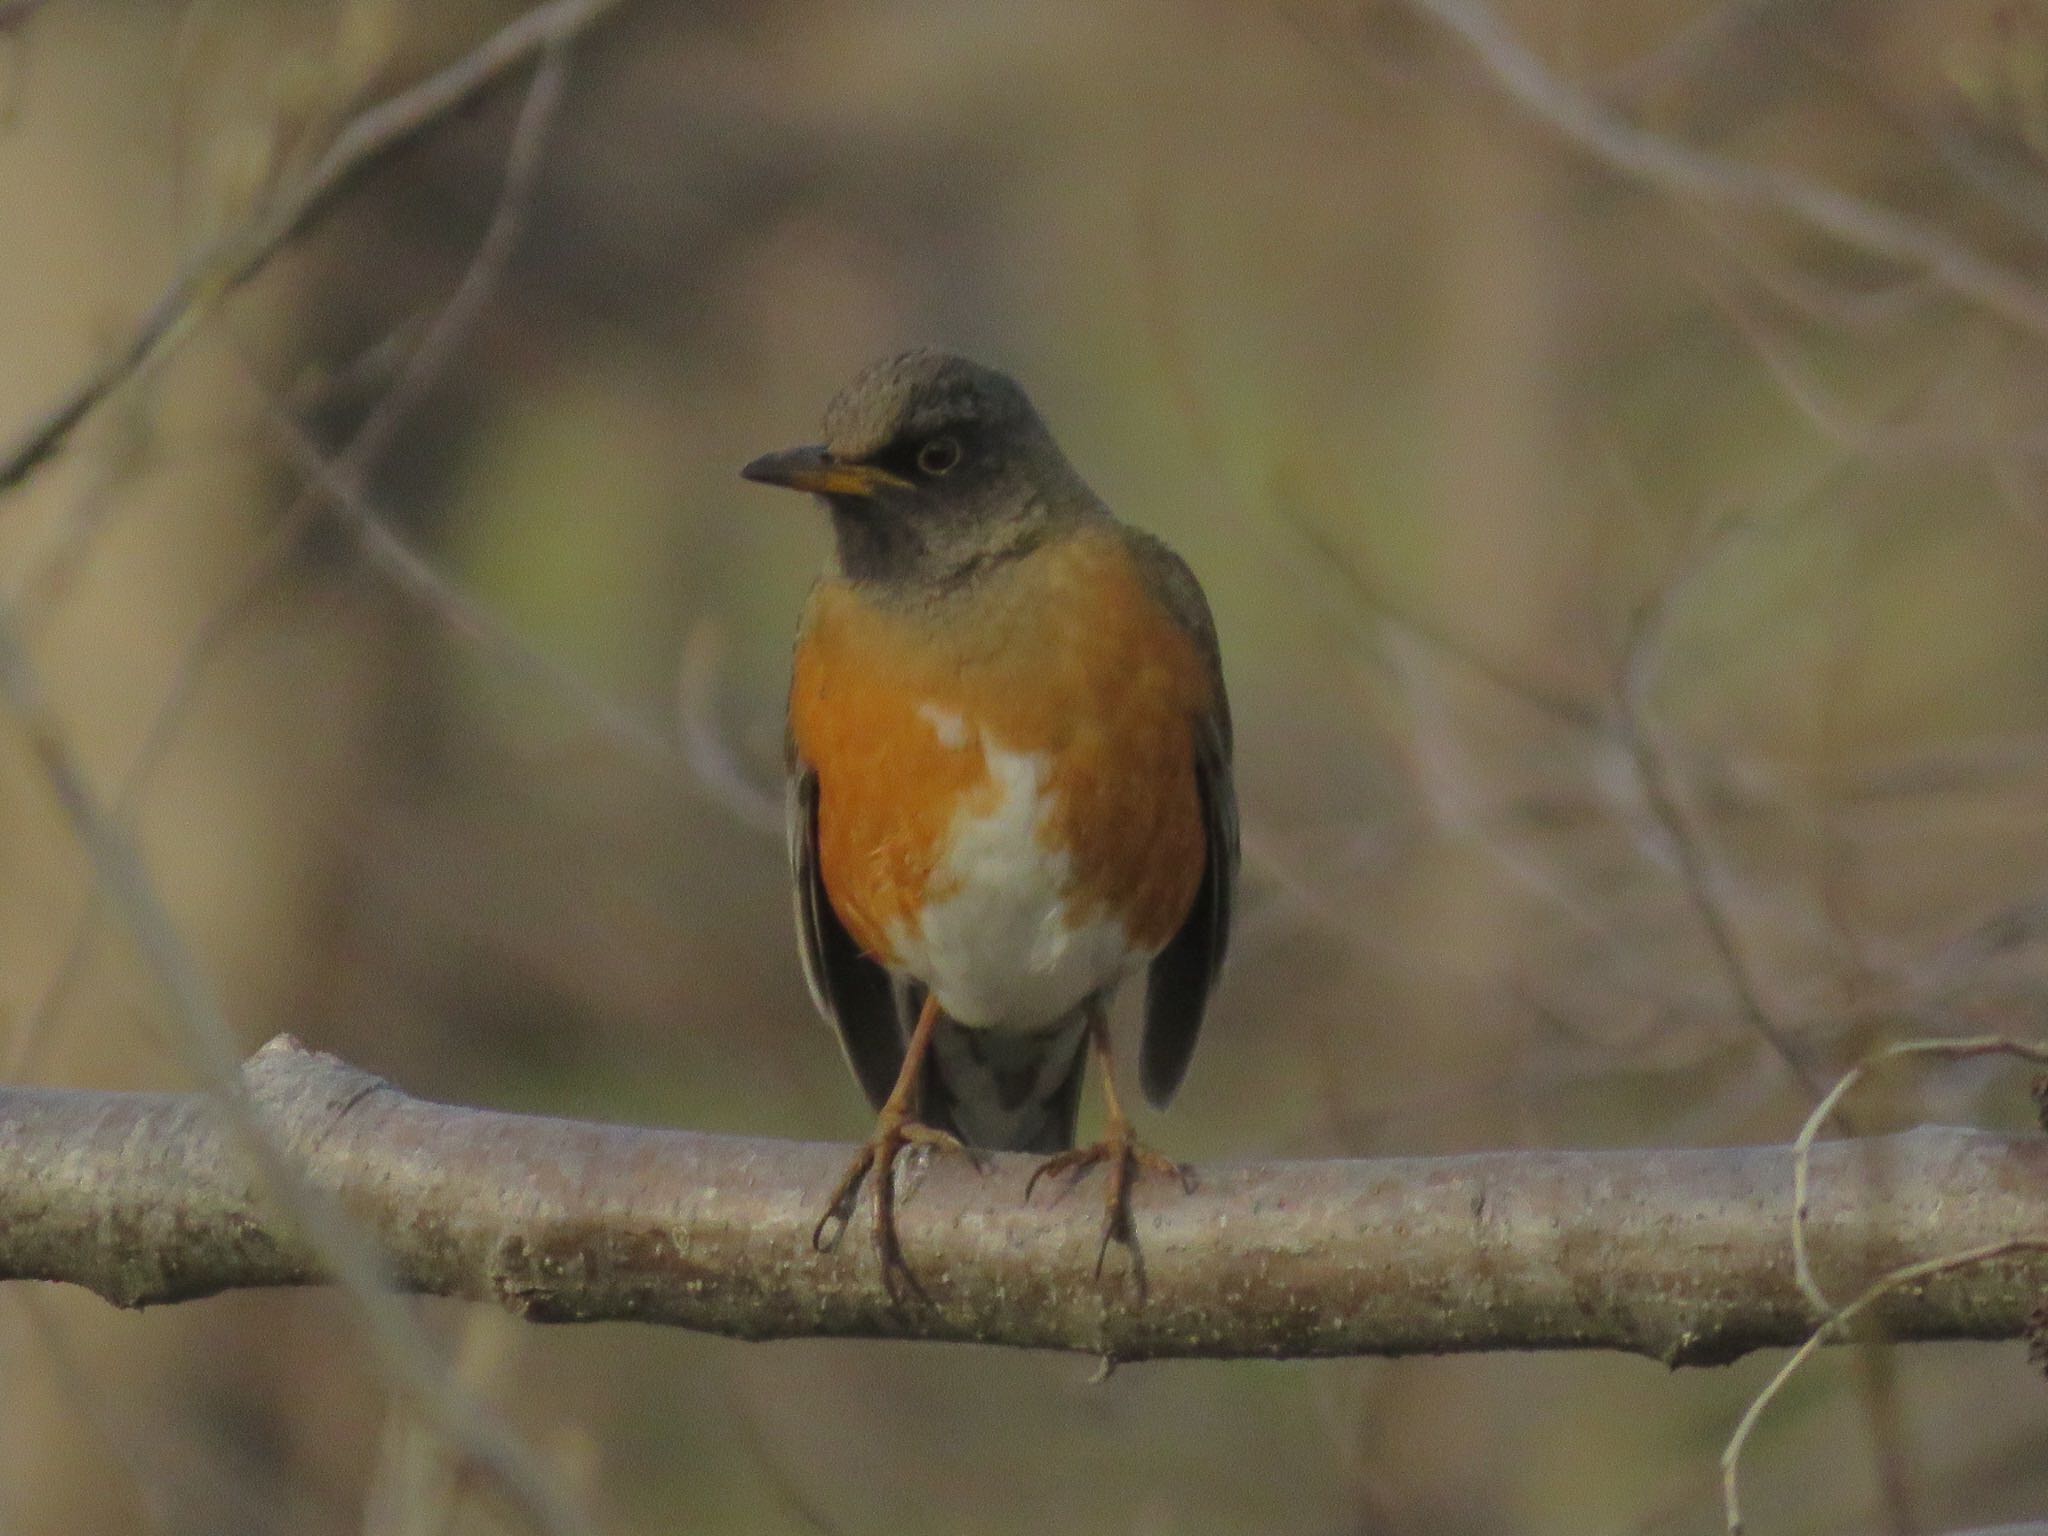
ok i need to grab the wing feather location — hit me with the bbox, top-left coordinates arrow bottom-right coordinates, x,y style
1130,532 -> 1237,1107
788,763 -> 907,1110
1139,713 -> 1235,1106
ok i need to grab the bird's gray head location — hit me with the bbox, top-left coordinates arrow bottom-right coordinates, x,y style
742,349 -> 1097,590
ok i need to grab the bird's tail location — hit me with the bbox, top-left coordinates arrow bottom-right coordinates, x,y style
906,984 -> 1090,1155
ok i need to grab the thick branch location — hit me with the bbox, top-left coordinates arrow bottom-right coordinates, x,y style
3,1036 -> 2044,1365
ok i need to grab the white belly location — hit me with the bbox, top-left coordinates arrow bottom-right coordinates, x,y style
885,721 -> 1142,1029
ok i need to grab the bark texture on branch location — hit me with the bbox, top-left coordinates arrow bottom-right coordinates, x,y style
3,1036 -> 2044,1365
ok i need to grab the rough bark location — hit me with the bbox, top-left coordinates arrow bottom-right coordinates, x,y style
2,1036 -> 2044,1365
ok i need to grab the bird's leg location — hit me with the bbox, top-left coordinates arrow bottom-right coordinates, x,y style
812,992 -> 984,1302
1026,1000 -> 1194,1285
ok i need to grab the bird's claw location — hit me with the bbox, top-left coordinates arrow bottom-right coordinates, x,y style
1027,1129 -> 1192,1287
812,1113 -> 985,1303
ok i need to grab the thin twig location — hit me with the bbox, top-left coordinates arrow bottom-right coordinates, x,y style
6,46 -> 574,1077
362,1311 -> 521,1536
1399,0 -> 2048,345
676,616 -> 783,833
1617,527 -> 1837,1110
255,400 -> 740,814
2,54 -> 589,1521
1276,498 -> 1605,734
0,0 -> 629,499
0,607 -> 595,1536
1785,20 -> 2048,253
1686,239 -> 2036,464
1720,1237 -> 2048,1536
1790,1035 -> 2048,1314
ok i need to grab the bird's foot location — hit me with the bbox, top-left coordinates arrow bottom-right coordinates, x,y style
1026,1119 -> 1194,1289
813,1110 -> 986,1304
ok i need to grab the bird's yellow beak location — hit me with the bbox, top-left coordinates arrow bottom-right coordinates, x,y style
741,444 -> 910,498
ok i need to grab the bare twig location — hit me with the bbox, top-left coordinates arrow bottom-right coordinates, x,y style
7,46 -> 574,1078
362,1312 -> 521,1536
1721,1238 -> 2048,1536
1790,1035 -> 2048,1314
1398,0 -> 2048,345
676,616 -> 783,833
1276,499 -> 1605,734
1686,242 -> 2039,464
1617,532 -> 1836,1109
6,513 -> 306,1079
0,608 -> 592,1536
0,0 -> 630,499
255,401 -> 718,805
1785,22 -> 2048,253
4,1036 -> 2046,1365
8,450 -> 137,633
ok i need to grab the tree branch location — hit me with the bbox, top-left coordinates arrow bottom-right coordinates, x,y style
4,1035 -> 2044,1365
0,0 -> 629,498
1399,0 -> 2048,345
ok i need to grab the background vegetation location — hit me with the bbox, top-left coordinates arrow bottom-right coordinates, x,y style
2,0 -> 2047,1531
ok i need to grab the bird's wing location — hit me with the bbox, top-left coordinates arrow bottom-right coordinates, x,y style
787,758 -> 908,1110
1126,530 -> 1238,1108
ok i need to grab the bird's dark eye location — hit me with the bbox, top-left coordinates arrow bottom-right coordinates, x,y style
916,436 -> 961,476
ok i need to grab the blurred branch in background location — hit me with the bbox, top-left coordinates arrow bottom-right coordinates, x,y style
3,1034 -> 2044,1367
0,0 -> 631,499
255,399 -> 752,817
1399,0 -> 2048,343
1618,529 -> 1837,1107
0,596 -> 593,1536
1724,1235 -> 2048,1536
6,38 -> 575,1082
3,0 -> 2048,1530
0,8 -> 648,1532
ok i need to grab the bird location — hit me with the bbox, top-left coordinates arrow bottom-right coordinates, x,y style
742,349 -> 1236,1295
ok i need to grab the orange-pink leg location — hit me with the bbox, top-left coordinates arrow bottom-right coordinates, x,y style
1026,1000 -> 1194,1284
813,992 -> 985,1301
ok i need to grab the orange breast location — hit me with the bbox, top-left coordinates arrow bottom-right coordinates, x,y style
789,527 -> 1212,973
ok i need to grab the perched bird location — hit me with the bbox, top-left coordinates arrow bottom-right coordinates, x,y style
743,349 -> 1236,1292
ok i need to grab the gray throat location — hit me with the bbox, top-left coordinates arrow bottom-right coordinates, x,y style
828,493 -> 1092,597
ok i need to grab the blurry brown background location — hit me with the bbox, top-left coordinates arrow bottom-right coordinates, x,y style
4,0 -> 2048,1531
